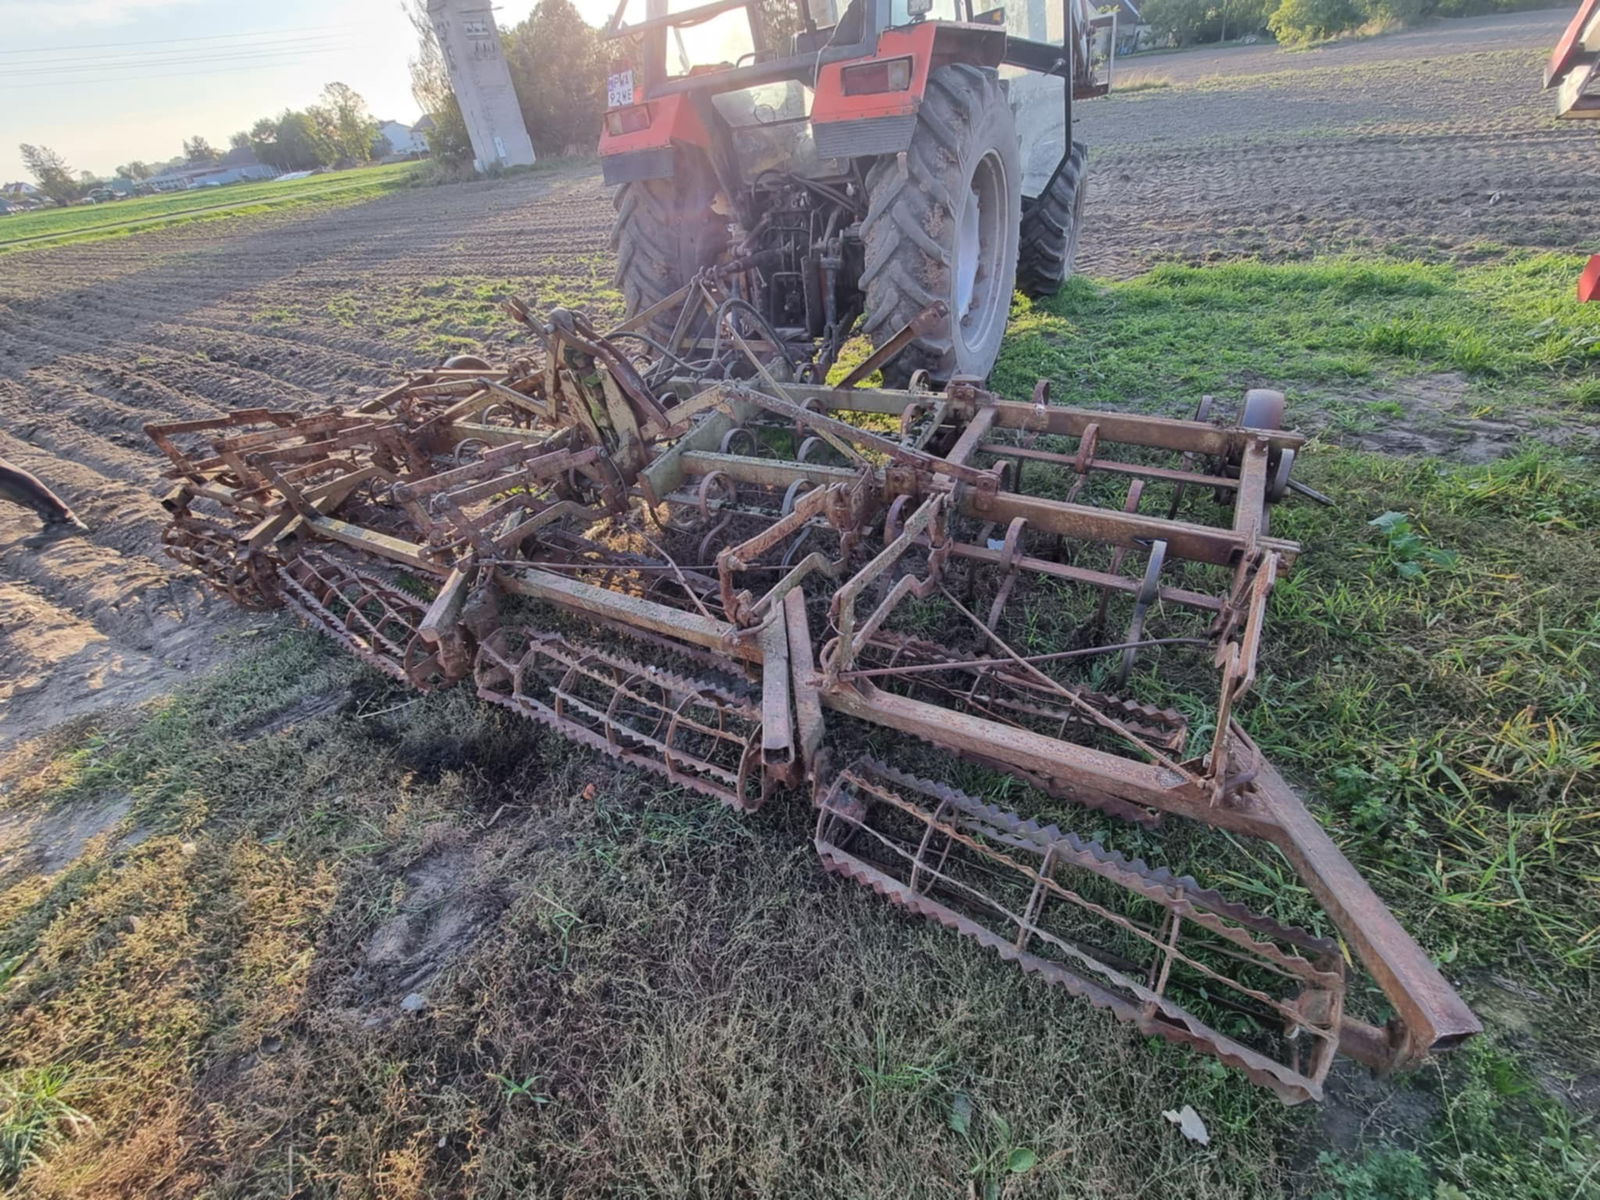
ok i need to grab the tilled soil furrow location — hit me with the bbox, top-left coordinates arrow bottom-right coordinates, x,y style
6,368 -> 195,443
0,537 -> 192,657
0,387 -> 170,488
41,359 -> 241,427
0,428 -> 171,548
144,322 -> 410,389
0,578 -> 204,745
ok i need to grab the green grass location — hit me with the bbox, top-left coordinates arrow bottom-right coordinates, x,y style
992,252 -> 1600,427
0,163 -> 417,254
1250,447 -> 1600,966
1,253 -> 1597,1195
0,1066 -> 93,1187
0,644 -> 1298,1195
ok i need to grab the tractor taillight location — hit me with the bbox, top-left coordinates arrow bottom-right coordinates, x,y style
841,56 -> 913,95
605,106 -> 652,135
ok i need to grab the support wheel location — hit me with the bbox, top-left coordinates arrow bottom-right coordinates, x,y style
862,65 -> 1021,386
1017,140 -> 1087,297
1240,388 -> 1295,502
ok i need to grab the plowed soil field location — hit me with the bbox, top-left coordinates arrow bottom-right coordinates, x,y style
1,7 -> 1595,745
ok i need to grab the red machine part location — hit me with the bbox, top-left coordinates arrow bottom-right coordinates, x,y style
1546,0 -> 1600,117
597,89 -> 711,156
1547,1 -> 1598,299
1580,255 -> 1600,303
811,22 -> 938,123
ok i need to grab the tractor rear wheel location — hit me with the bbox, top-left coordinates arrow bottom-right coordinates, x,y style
611,158 -> 727,341
862,64 -> 1021,385
1016,140 -> 1087,297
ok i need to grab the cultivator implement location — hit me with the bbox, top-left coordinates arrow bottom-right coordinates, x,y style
146,306 -> 1478,1103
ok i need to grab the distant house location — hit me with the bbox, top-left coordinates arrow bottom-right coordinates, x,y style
144,163 -> 278,192
377,119 -> 430,160
0,182 -> 39,211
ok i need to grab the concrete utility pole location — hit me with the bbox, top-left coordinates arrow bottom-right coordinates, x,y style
426,0 -> 537,171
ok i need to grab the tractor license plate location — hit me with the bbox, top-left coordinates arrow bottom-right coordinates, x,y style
607,70 -> 635,109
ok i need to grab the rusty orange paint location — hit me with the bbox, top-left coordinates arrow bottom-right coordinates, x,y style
1548,0 -> 1600,83
812,23 -> 938,124
1580,254 -> 1600,303
598,90 -> 711,157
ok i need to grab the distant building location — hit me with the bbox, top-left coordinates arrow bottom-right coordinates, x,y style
144,163 -> 279,192
1,181 -> 39,197
377,119 -> 430,160
426,0 -> 536,171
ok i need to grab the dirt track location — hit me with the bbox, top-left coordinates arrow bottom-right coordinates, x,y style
0,7 -> 1594,745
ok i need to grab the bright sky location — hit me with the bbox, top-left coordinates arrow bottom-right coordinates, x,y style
0,0 -> 614,185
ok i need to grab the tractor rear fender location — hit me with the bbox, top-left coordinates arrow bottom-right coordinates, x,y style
812,22 -> 1007,159
599,92 -> 712,185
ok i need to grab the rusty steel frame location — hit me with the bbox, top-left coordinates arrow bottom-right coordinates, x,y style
145,307 -> 1479,1103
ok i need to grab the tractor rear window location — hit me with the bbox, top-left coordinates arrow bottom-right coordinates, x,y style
613,0 -> 757,74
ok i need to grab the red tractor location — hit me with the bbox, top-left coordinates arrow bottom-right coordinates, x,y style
597,0 -> 1117,381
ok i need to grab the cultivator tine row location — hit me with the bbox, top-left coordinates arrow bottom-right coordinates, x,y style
475,629 -> 766,811
159,512 -> 279,611
816,760 -> 1345,1104
146,301 -> 1480,1100
280,552 -> 442,689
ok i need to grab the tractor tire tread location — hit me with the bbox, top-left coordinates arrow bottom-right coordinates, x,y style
863,63 -> 1016,385
611,165 -> 725,339
1016,140 -> 1087,298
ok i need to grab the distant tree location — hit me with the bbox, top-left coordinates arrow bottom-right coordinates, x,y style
405,0 -> 475,166
1217,0 -> 1276,39
505,0 -> 604,156
1140,0 -> 1212,43
220,131 -> 257,165
406,0 -> 451,112
312,82 -> 380,166
284,111 -> 338,169
422,97 -> 474,166
758,0 -> 803,46
1267,0 -> 1361,42
19,143 -> 80,206
1137,0 -> 1274,43
248,116 -> 279,159
183,135 -> 219,165
249,110 -> 338,172
117,160 -> 153,181
1355,0 -> 1425,26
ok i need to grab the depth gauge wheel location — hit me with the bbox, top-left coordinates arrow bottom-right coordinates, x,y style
1240,388 -> 1295,503
862,64 -> 1021,386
